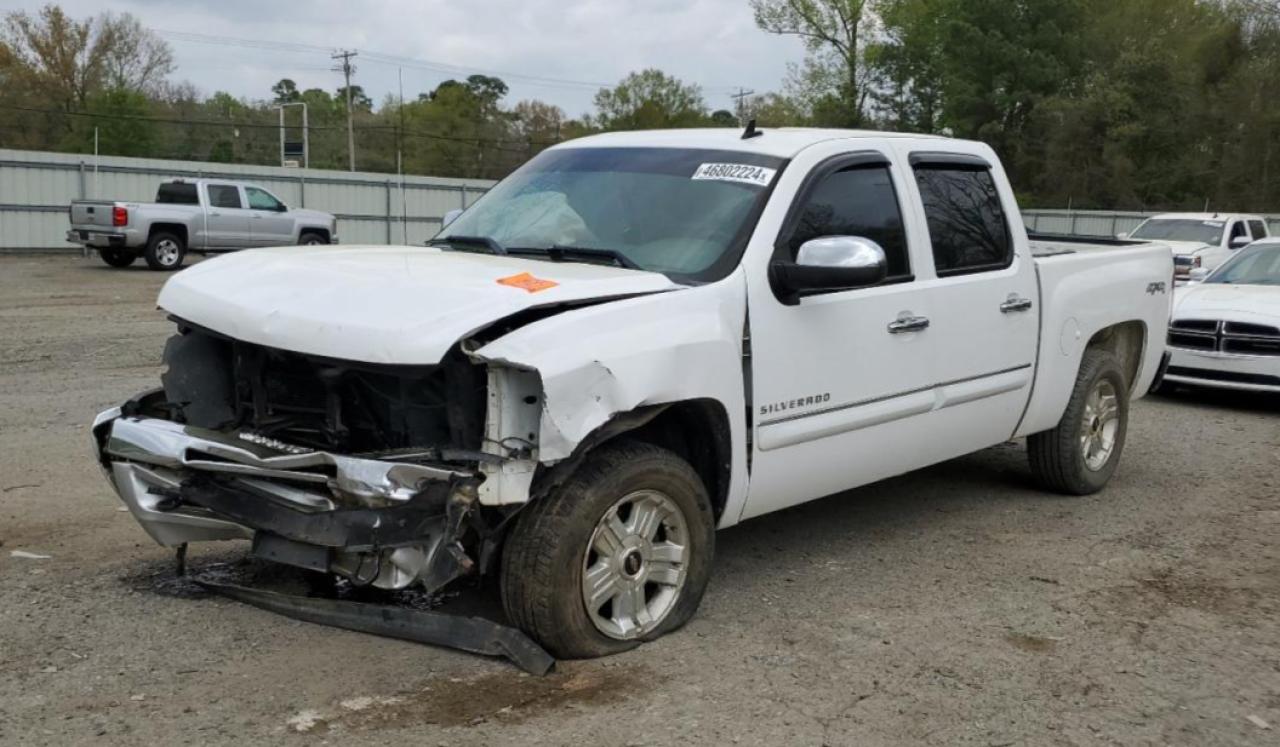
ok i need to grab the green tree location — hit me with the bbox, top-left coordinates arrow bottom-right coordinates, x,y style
73,86 -> 157,156
271,78 -> 301,103
592,69 -> 708,130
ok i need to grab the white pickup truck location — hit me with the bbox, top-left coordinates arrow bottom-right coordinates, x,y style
68,179 -> 337,271
1122,212 -> 1271,280
92,128 -> 1172,660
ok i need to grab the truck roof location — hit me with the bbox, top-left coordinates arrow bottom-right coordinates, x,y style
555,127 -> 953,159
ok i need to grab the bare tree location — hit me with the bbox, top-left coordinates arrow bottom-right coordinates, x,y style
0,4 -> 174,119
97,12 -> 174,94
750,0 -> 869,125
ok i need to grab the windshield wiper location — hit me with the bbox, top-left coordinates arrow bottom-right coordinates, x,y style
507,245 -> 641,270
426,235 -> 507,256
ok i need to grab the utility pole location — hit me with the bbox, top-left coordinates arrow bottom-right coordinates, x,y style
332,49 -> 358,171
730,88 -> 755,126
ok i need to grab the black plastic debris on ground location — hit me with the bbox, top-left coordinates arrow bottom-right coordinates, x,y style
196,578 -> 555,676
125,555 -> 554,676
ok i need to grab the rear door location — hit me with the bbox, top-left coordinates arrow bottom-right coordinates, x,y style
203,183 -> 253,249
896,148 -> 1038,449
245,186 -> 295,246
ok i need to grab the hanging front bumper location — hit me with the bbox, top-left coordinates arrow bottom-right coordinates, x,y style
91,396 -> 482,590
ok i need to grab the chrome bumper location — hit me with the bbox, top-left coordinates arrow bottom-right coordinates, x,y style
92,401 -> 480,590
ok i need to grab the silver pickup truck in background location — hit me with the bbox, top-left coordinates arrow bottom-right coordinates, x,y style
68,179 -> 338,270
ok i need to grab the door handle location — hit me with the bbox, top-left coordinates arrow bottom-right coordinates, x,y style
1000,296 -> 1034,313
209,211 -> 222,217
887,315 -> 930,334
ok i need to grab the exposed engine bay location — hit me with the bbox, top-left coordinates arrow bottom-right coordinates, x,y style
92,320 -> 544,593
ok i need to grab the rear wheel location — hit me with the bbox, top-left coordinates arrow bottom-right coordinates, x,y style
1028,349 -> 1129,495
98,247 -> 136,268
144,232 -> 186,271
501,441 -> 715,659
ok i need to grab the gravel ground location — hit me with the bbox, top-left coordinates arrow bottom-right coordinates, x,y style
1,254 -> 1277,746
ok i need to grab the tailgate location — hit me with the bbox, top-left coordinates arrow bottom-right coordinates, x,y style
69,201 -> 118,228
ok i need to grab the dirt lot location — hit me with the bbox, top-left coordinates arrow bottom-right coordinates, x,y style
1,253 -> 1277,746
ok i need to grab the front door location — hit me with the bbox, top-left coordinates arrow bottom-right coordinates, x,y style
245,186 -> 295,246
742,147 -> 943,519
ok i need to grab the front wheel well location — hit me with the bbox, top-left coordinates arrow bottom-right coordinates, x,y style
529,399 -> 733,524
623,400 -> 732,523
299,227 -> 330,242
1085,321 -> 1146,391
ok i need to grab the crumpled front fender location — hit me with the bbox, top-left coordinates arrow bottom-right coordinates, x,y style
473,273 -> 752,525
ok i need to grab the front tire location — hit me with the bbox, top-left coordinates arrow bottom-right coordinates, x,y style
1028,349 -> 1130,495
501,441 -> 715,659
299,231 -> 329,246
98,247 -> 136,268
143,232 -> 186,271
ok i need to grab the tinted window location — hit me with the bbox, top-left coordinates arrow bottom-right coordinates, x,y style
1248,220 -> 1267,239
246,186 -> 283,211
156,182 -> 198,205
913,166 -> 1011,275
1230,221 -> 1248,239
786,165 -> 910,279
207,185 -> 242,209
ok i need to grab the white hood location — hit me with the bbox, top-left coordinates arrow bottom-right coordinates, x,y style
1174,284 -> 1280,325
158,245 -> 682,364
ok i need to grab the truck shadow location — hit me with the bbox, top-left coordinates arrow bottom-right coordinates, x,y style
1149,385 -> 1280,414
711,441 -> 1058,576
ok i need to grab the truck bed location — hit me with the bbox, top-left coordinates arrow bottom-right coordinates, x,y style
1016,235 -> 1173,439
1027,232 -> 1154,258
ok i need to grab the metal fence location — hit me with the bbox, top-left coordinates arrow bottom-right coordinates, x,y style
0,148 -> 495,250
3,147 -> 1278,250
1022,209 -> 1280,238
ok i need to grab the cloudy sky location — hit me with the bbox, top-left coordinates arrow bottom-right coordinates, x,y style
36,0 -> 808,116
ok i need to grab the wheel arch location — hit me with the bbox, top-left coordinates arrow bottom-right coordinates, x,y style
1017,317 -> 1152,438
298,227 -> 330,243
1085,320 -> 1147,392
530,399 -> 734,524
149,223 -> 188,246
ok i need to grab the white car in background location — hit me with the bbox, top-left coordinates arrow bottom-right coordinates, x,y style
1122,212 -> 1270,280
1165,239 -> 1280,393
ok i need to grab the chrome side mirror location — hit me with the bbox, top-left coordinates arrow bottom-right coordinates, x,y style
771,236 -> 888,304
442,208 -> 463,228
1187,267 -> 1210,283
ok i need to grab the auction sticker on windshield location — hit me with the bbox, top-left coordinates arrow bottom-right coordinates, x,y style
692,163 -> 777,188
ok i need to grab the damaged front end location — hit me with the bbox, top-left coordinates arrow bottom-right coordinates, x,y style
93,321 -> 543,594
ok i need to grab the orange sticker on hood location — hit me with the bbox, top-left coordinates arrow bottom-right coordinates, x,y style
497,272 -> 559,293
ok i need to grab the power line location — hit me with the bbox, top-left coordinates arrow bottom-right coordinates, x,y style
0,103 -> 560,148
155,29 -> 742,95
